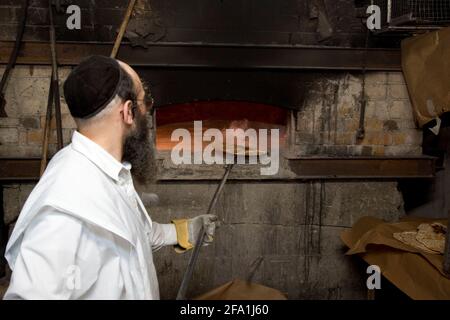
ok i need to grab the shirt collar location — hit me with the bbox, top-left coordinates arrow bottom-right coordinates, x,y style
71,131 -> 131,182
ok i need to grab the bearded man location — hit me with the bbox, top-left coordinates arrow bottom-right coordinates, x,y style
3,56 -> 217,300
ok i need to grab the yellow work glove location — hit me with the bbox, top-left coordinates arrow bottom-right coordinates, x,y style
172,214 -> 218,253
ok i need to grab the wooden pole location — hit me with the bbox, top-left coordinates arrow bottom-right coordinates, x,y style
110,0 -> 137,59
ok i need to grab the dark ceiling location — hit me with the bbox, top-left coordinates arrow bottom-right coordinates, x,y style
0,0 -> 404,47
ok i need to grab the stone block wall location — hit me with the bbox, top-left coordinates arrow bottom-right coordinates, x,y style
291,72 -> 422,157
0,66 -> 76,158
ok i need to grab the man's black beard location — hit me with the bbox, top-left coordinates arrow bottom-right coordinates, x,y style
123,112 -> 156,183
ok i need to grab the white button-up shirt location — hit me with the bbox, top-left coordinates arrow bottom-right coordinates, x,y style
4,131 -> 178,300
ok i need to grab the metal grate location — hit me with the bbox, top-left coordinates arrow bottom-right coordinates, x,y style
372,0 -> 450,25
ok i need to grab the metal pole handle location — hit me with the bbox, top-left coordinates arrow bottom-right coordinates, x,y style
176,164 -> 234,300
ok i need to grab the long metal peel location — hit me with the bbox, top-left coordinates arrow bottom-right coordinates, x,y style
176,164 -> 234,300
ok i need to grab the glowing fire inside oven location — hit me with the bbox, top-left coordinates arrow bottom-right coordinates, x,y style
155,101 -> 288,153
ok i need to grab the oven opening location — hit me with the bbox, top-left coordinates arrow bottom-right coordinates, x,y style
155,101 -> 288,155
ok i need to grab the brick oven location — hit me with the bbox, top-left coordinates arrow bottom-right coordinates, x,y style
0,0 -> 440,300
136,66 -> 427,299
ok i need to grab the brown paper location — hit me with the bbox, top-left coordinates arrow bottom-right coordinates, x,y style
401,27 -> 450,128
341,216 -> 450,300
195,279 -> 287,300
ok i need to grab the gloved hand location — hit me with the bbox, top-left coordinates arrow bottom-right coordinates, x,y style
172,214 -> 218,253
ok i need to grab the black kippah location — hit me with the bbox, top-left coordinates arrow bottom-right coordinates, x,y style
63,55 -> 123,119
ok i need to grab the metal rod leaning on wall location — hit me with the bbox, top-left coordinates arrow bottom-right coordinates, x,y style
0,184 -> 6,278
111,0 -> 137,59
444,210 -> 450,275
356,28 -> 370,140
176,164 -> 234,300
0,0 -> 29,118
48,0 -> 63,150
40,75 -> 55,176
443,188 -> 450,274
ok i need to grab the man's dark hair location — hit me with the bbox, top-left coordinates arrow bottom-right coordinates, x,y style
116,67 -> 137,103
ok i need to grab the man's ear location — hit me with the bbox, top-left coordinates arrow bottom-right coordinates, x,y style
121,100 -> 135,125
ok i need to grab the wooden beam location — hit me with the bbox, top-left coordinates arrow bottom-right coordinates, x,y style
288,156 -> 436,179
0,158 -> 42,182
0,156 -> 436,182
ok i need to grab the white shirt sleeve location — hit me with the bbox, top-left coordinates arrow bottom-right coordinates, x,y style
4,208 -> 102,300
149,222 -> 178,251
